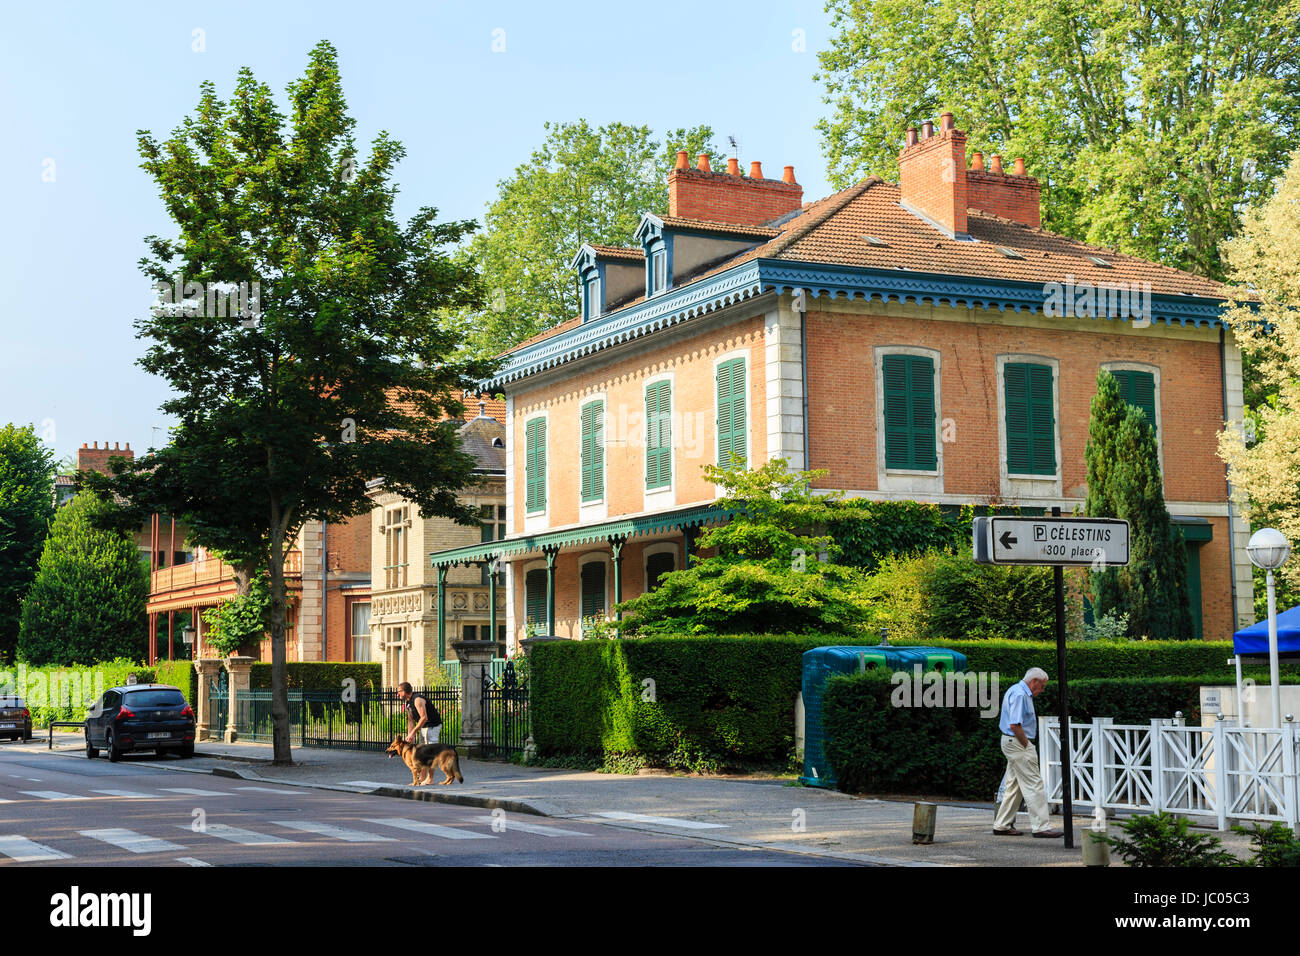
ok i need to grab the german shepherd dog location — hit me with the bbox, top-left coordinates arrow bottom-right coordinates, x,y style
386,736 -> 464,786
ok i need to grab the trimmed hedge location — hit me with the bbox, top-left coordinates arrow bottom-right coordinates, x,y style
0,659 -> 197,727
249,662 -> 383,693
531,633 -> 1283,772
823,670 -> 1300,800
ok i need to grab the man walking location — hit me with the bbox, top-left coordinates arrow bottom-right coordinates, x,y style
993,667 -> 1064,838
397,682 -> 442,745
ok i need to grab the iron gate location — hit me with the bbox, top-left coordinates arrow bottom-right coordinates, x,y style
481,660 -> 528,757
207,670 -> 228,741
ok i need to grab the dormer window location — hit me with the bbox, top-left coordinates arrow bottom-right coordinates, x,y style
651,248 -> 667,295
584,272 -> 602,320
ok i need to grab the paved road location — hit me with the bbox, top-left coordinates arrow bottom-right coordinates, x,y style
0,749 -> 861,867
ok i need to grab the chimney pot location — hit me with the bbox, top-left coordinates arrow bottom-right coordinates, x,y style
749,161 -> 764,179
697,153 -> 711,172
726,157 -> 740,176
675,150 -> 689,171
970,152 -> 984,171
1013,157 -> 1026,176
921,120 -> 934,139
81,443 -> 87,448
989,154 -> 1003,174
906,127 -> 918,147
940,112 -> 955,131
782,165 -> 796,184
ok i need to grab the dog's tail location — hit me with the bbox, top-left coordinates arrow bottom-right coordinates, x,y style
451,748 -> 464,784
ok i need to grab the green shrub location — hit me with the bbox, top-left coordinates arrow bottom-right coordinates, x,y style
249,662 -> 382,693
1236,822 -> 1300,867
1102,811 -> 1239,867
829,500 -> 968,571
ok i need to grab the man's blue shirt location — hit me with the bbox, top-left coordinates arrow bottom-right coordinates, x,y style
999,680 -> 1036,738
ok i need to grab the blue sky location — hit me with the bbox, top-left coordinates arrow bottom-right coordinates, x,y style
0,0 -> 836,466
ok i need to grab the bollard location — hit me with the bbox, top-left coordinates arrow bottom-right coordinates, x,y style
1081,805 -> 1110,867
912,802 -> 936,844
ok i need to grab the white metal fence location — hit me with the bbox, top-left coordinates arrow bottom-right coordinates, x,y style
1039,716 -> 1300,830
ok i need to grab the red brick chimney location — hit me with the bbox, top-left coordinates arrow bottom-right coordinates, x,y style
668,159 -> 803,227
898,112 -> 1042,234
78,441 -> 134,475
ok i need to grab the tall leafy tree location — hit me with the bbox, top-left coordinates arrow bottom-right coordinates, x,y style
1218,148 -> 1300,617
17,493 -> 147,666
85,41 -> 492,764
815,0 -> 1300,279
0,425 -> 56,662
451,120 -> 720,357
1085,370 -> 1193,638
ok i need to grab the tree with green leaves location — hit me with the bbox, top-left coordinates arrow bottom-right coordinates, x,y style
1085,370 -> 1193,638
608,460 -> 877,637
815,0 -> 1299,280
0,424 -> 56,663
450,120 -> 720,357
17,493 -> 147,666
85,41 -> 492,764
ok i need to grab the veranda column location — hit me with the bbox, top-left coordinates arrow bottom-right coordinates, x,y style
436,565 -> 448,663
487,558 -> 498,648
454,639 -> 496,757
194,659 -> 222,742
544,547 -> 557,636
223,655 -> 255,743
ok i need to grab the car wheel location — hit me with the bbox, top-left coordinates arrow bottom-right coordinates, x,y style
85,735 -> 99,759
180,743 -> 194,759
106,729 -> 122,763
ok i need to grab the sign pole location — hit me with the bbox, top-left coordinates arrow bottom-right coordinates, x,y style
1052,506 -> 1074,849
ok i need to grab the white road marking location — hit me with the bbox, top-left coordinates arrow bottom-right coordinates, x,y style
595,811 -> 728,830
235,786 -> 297,794
158,788 -> 231,797
79,828 -> 187,854
177,857 -> 211,867
19,791 -> 88,801
91,789 -> 154,799
0,835 -> 71,862
469,816 -> 592,838
363,817 -> 495,841
269,820 -> 397,843
178,823 -> 296,846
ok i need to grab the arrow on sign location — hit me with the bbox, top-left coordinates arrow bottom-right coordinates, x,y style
998,531 -> 1018,550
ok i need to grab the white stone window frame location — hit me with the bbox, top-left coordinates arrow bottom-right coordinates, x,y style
523,411 -> 549,533
642,541 -> 679,594
874,345 -> 944,496
642,371 -> 676,511
996,353 -> 1063,499
1100,360 -> 1164,481
578,392 -> 608,524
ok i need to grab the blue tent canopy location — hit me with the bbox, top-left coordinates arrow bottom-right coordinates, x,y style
1232,605 -> 1300,656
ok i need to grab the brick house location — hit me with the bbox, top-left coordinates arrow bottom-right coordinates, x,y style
429,114 -> 1251,646
366,400 -> 506,686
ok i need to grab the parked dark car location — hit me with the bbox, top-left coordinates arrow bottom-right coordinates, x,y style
0,696 -> 32,741
85,684 -> 195,761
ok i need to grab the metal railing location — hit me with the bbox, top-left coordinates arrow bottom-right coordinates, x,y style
48,721 -> 85,749
1040,716 -> 1300,830
228,686 -> 462,752
481,661 -> 528,758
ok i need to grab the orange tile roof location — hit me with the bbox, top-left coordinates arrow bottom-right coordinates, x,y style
588,244 -> 644,260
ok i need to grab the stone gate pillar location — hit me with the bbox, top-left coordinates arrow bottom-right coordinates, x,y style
194,659 -> 223,742
454,640 -> 496,757
223,655 -> 256,743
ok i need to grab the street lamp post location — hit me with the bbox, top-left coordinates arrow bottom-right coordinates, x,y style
1246,528 -> 1292,729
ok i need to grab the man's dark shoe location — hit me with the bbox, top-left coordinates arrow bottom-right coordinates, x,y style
1032,828 -> 1065,838
992,827 -> 1023,836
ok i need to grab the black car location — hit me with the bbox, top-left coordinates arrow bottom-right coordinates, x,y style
85,684 -> 195,761
0,696 -> 32,741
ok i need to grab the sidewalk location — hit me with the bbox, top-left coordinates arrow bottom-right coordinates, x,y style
30,733 -> 1256,866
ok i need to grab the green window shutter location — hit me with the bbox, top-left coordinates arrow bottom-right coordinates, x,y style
525,569 -> 547,625
883,354 -> 936,470
580,562 -> 606,618
716,358 -> 747,468
1112,369 -> 1157,437
646,382 -> 671,490
1005,363 -> 1055,475
646,551 -> 675,591
526,418 -> 547,512
580,402 -> 604,503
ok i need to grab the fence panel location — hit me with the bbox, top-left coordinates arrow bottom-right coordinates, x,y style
231,686 -> 461,752
480,661 -> 528,758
